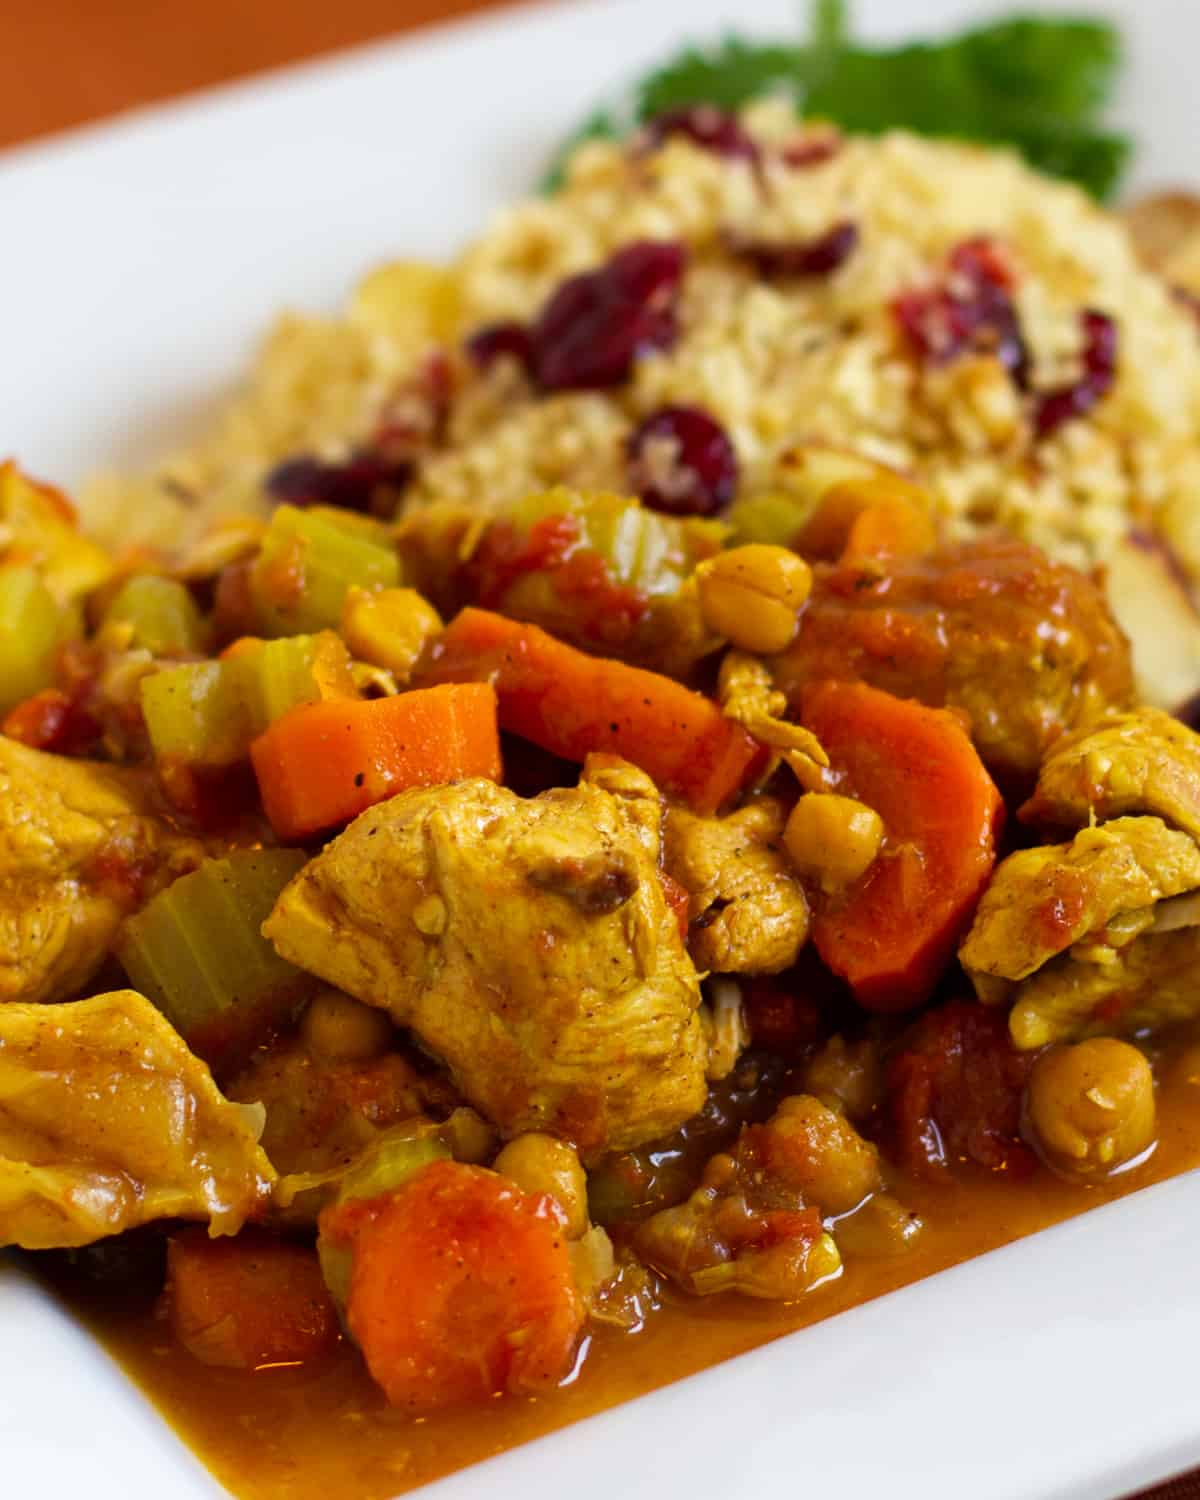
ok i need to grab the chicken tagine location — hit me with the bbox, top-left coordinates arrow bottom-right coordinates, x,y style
8,39 -> 1200,1496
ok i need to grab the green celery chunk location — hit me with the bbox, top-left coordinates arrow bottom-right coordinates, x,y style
0,567 -> 62,713
140,661 -> 251,766
507,489 -> 729,599
228,632 -> 355,735
337,1129 -> 451,1206
116,848 -> 313,1068
104,574 -> 206,655
251,504 -> 400,635
141,633 -> 355,765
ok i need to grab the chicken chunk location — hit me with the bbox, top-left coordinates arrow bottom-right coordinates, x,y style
663,800 -> 810,975
1009,927 -> 1200,1050
0,990 -> 275,1249
1021,707 -> 1200,842
770,538 -> 1133,779
960,817 -> 1200,1001
0,737 -> 203,1004
264,760 -> 707,1158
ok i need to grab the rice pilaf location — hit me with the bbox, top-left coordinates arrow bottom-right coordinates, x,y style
85,107 -> 1200,689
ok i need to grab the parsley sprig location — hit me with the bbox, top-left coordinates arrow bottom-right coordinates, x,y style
542,3 -> 1130,201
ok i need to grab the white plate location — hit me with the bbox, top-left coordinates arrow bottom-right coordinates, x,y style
2,1 -> 1198,1496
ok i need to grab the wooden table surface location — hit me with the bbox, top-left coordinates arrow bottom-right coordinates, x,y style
0,0 -> 511,150
2,6 -> 1199,1499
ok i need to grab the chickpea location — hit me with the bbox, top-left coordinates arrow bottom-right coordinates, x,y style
439,1106 -> 496,1165
1027,1038 -> 1156,1175
802,1034 -> 880,1121
300,988 -> 393,1062
785,793 -> 884,893
759,1094 -> 881,1215
340,587 -> 443,684
493,1133 -> 589,1238
695,545 -> 813,655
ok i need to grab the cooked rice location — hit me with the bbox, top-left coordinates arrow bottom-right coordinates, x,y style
84,104 -> 1200,584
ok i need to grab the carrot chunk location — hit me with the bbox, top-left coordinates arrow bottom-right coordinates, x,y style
801,680 -> 1003,1010
320,1159 -> 584,1411
165,1227 -> 339,1369
425,607 -> 761,814
249,681 -> 501,840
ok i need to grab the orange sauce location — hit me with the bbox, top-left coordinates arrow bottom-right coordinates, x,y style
46,1041 -> 1200,1500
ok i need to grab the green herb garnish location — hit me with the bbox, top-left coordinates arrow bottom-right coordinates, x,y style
545,4 -> 1131,201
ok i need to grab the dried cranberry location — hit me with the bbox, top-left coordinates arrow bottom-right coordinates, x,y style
531,241 -> 687,391
637,105 -> 759,163
894,236 -> 1030,388
465,320 -> 532,371
1032,309 -> 1119,438
627,404 -> 738,517
264,452 -> 412,517
734,220 -> 860,278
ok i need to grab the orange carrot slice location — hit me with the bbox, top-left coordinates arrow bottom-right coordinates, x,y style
250,681 -> 501,840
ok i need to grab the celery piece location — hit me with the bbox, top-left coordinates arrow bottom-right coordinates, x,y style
104,574 -> 206,655
0,567 -> 62,713
229,631 -> 355,734
116,848 -> 312,1068
337,1128 -> 451,1206
508,488 -> 728,599
251,504 -> 400,636
305,505 -> 396,551
141,634 -> 356,767
140,661 -> 251,766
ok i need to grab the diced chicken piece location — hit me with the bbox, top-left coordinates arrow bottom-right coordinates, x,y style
0,990 -> 275,1249
663,800 -> 810,974
961,817 -> 1200,1000
1021,707 -> 1200,842
770,539 -> 1133,779
0,737 -> 204,1004
1009,927 -> 1200,1050
264,759 -> 706,1158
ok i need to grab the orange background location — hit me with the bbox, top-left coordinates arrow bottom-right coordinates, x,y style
0,0 -> 516,150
